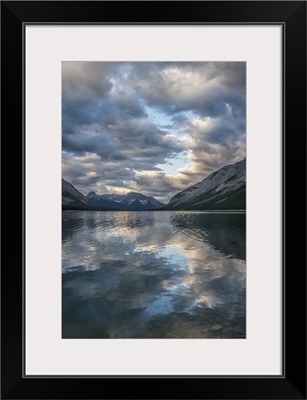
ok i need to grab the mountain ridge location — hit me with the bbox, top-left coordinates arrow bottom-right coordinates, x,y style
62,179 -> 165,211
62,178 -> 91,209
162,158 -> 246,211
85,191 -> 165,210
63,158 -> 246,211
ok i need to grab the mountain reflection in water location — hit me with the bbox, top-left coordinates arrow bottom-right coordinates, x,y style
62,211 -> 246,338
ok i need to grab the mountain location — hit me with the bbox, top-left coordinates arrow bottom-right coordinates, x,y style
62,178 -> 91,210
100,194 -> 125,203
85,191 -> 123,210
120,192 -> 164,209
62,179 -> 118,210
163,158 -> 246,211
86,191 -> 165,211
62,179 -> 165,211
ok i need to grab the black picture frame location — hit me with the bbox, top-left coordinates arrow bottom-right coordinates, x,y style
1,1 -> 306,399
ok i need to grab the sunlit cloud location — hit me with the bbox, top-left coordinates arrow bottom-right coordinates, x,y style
62,62 -> 246,202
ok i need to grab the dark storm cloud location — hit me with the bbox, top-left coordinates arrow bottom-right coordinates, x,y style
62,62 -> 114,101
63,114 -> 180,165
62,93 -> 146,136
62,62 -> 246,201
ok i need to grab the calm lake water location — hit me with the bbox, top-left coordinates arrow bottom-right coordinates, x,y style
62,211 -> 246,338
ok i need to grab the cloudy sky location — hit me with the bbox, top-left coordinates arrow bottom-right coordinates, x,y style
62,62 -> 246,203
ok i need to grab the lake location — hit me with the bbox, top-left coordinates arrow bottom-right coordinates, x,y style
62,211 -> 246,338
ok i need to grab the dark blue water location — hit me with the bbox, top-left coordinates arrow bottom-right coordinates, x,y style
62,211 -> 246,338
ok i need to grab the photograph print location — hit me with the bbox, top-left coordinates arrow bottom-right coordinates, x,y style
62,62 -> 246,339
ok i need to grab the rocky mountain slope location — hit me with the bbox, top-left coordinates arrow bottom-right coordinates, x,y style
62,179 -> 91,209
163,158 -> 246,210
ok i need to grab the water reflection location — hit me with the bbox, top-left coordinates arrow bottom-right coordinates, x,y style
62,211 -> 246,338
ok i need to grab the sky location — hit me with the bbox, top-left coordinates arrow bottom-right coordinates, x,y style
62,62 -> 246,203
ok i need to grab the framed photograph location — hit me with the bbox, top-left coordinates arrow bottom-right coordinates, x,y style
1,1 -> 306,399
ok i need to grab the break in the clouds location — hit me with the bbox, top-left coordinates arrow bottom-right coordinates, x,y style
62,62 -> 246,203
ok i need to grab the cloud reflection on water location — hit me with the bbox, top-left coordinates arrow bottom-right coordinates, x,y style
62,211 -> 245,338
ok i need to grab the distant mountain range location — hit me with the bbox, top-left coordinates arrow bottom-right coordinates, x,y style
62,158 -> 246,211
62,179 -> 165,211
162,158 -> 246,211
85,191 -> 165,211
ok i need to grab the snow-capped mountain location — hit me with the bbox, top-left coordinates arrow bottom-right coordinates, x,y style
120,192 -> 164,208
164,158 -> 246,210
101,194 -> 125,203
62,178 -> 165,211
62,179 -> 90,209
86,191 -> 165,210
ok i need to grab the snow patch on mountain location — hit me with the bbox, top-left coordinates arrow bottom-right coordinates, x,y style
101,194 -> 125,203
86,190 -> 165,210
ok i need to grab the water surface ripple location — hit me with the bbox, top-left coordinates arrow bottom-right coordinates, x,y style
62,211 -> 246,338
